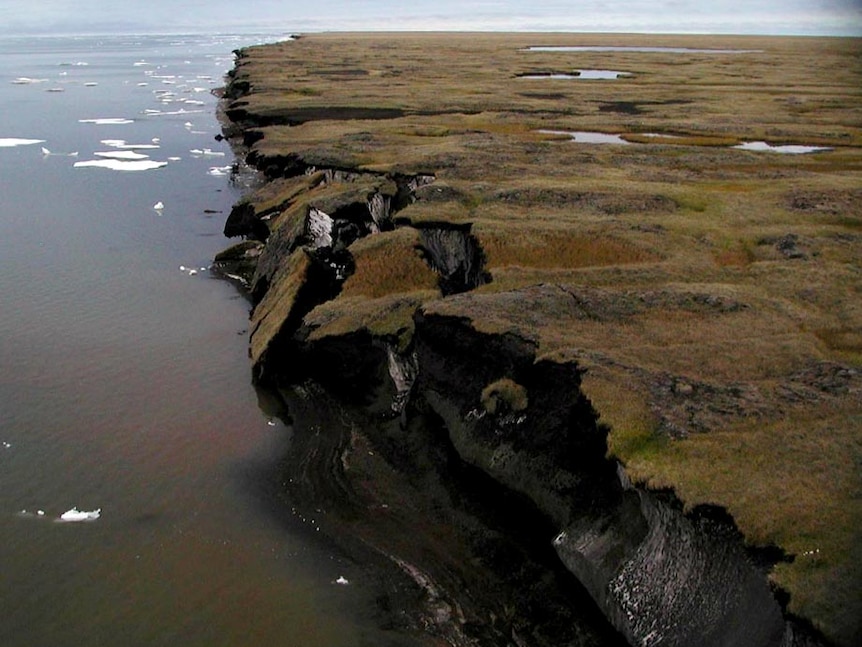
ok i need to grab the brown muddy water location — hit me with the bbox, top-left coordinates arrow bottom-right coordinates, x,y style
0,34 -> 400,647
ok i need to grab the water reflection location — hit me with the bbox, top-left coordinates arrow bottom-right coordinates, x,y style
525,46 -> 763,54
520,69 -> 631,80
539,130 -> 631,144
733,141 -> 833,154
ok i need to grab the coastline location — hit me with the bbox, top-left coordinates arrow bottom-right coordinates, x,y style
215,33 -> 861,646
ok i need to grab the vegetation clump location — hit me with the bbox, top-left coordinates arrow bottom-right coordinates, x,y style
481,377 -> 529,415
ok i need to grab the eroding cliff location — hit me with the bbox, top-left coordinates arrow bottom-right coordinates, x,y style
213,35 -> 861,647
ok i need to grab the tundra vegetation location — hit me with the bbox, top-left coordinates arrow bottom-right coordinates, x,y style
221,32 -> 861,645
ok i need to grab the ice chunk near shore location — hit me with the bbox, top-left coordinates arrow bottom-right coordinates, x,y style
74,159 -> 168,171
58,507 -> 101,522
0,138 -> 46,148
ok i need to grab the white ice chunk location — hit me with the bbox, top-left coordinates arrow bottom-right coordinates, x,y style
153,201 -> 164,210
94,150 -> 150,160
335,576 -> 349,585
59,507 -> 101,522
78,118 -> 134,125
100,139 -> 160,150
0,138 -> 46,147
74,159 -> 168,171
11,77 -> 48,84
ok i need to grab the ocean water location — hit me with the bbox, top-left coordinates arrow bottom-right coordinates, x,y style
0,33 -> 388,647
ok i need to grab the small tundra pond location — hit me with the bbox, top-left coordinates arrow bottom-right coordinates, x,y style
520,69 -> 631,79
525,46 -> 763,54
734,141 -> 833,154
539,130 -> 630,144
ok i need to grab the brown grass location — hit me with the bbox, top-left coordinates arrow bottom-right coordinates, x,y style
340,228 -> 440,298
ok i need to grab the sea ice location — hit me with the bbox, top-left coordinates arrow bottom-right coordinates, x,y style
100,139 -> 160,150
74,159 -> 168,171
58,507 -> 101,522
94,151 -> 151,160
79,118 -> 135,125
335,576 -> 349,585
0,138 -> 46,147
11,77 -> 48,84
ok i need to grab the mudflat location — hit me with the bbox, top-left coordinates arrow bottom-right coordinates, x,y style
220,33 -> 861,646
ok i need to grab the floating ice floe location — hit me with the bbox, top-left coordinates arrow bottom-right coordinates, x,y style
178,265 -> 200,276
153,201 -> 164,210
100,139 -> 160,150
41,147 -> 78,156
11,77 -> 48,84
335,576 -> 349,585
168,156 -> 182,161
733,141 -> 833,154
95,150 -> 150,160
79,118 -> 135,125
58,507 -> 101,522
0,138 -> 46,148
208,165 -> 232,176
190,148 -> 225,156
2,441 -> 11,448
74,159 -> 168,171
46,87 -> 65,93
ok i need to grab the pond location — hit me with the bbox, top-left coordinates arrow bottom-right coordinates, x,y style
733,141 -> 833,154
539,129 -> 631,144
525,46 -> 763,54
520,69 -> 631,80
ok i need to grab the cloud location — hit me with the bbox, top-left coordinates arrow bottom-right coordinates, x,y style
0,0 -> 859,35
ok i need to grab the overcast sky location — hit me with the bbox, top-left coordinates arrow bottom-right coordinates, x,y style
1,0 -> 860,36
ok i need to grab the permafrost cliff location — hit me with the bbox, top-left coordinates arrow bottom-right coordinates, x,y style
212,35 -> 862,647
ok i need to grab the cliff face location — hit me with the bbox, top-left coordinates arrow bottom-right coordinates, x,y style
213,34 -> 862,647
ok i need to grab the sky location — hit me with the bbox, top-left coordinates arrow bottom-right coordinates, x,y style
0,0 -> 860,37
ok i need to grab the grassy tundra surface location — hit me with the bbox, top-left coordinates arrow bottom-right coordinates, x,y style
225,33 -> 861,645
